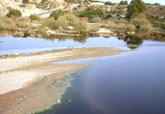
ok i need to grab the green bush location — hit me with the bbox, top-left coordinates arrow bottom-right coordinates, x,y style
105,1 -> 115,5
29,15 -> 40,21
120,0 -> 128,5
154,3 -> 160,5
80,7 -> 104,20
6,8 -> 22,18
50,10 -> 64,20
23,0 -> 28,3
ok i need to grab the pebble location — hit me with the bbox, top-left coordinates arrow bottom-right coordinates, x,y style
57,99 -> 61,104
68,100 -> 72,103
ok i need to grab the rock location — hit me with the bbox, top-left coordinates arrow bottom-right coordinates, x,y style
131,32 -> 135,35
46,30 -> 56,35
67,26 -> 73,30
15,32 -> 24,37
57,99 -> 61,104
96,28 -> 113,34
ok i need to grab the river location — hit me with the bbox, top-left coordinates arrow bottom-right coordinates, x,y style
1,35 -> 165,114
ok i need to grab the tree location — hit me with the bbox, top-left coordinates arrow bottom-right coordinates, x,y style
120,0 -> 128,5
50,10 -> 64,20
6,8 -> 22,18
29,15 -> 40,22
126,0 -> 146,19
80,7 -> 104,19
105,1 -> 115,5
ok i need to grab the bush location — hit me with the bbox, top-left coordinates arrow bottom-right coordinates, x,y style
120,0 -> 128,5
29,15 -> 40,22
74,20 -> 87,34
50,10 -> 64,20
43,18 -> 59,30
80,7 -> 104,20
126,24 -> 136,31
89,16 -> 101,23
126,0 -> 146,19
0,18 -> 16,31
6,8 -> 22,18
131,14 -> 153,31
105,1 -> 115,5
56,16 -> 69,29
23,0 -> 28,3
154,3 -> 160,5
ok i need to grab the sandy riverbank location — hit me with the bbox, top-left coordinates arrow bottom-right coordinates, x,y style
0,47 -> 126,114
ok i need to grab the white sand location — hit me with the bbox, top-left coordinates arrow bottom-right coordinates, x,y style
0,71 -> 36,94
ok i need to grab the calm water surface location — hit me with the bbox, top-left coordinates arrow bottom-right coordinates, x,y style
1,35 -> 165,56
36,45 -> 165,114
1,36 -> 165,114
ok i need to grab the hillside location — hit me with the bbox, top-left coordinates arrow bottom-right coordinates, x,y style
0,0 -> 164,18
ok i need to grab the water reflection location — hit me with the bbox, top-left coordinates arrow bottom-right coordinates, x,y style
0,35 -> 164,57
38,34 -> 88,43
124,35 -> 143,49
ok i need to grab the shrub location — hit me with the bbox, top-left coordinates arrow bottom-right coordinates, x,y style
6,8 -> 22,18
126,24 -> 136,31
120,0 -> 128,5
154,3 -> 160,5
50,10 -> 64,20
126,0 -> 146,19
89,16 -> 101,23
73,20 -> 87,34
56,16 -> 69,29
0,18 -> 16,31
43,18 -> 59,30
105,1 -> 115,5
131,14 -> 153,31
64,13 -> 80,25
80,7 -> 104,20
23,0 -> 28,3
109,21 -> 117,29
29,15 -> 40,22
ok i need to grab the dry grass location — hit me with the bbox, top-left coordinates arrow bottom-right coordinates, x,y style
0,17 -> 16,31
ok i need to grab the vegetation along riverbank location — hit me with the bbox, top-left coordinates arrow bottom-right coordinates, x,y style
0,0 -> 164,40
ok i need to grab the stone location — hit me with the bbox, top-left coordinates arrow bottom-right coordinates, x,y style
67,26 -> 73,30
46,30 -> 56,35
57,99 -> 61,104
96,28 -> 113,34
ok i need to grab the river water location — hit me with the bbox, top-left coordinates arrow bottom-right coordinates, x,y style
1,36 -> 165,114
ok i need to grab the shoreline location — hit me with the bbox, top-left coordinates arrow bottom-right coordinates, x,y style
0,47 -> 126,114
